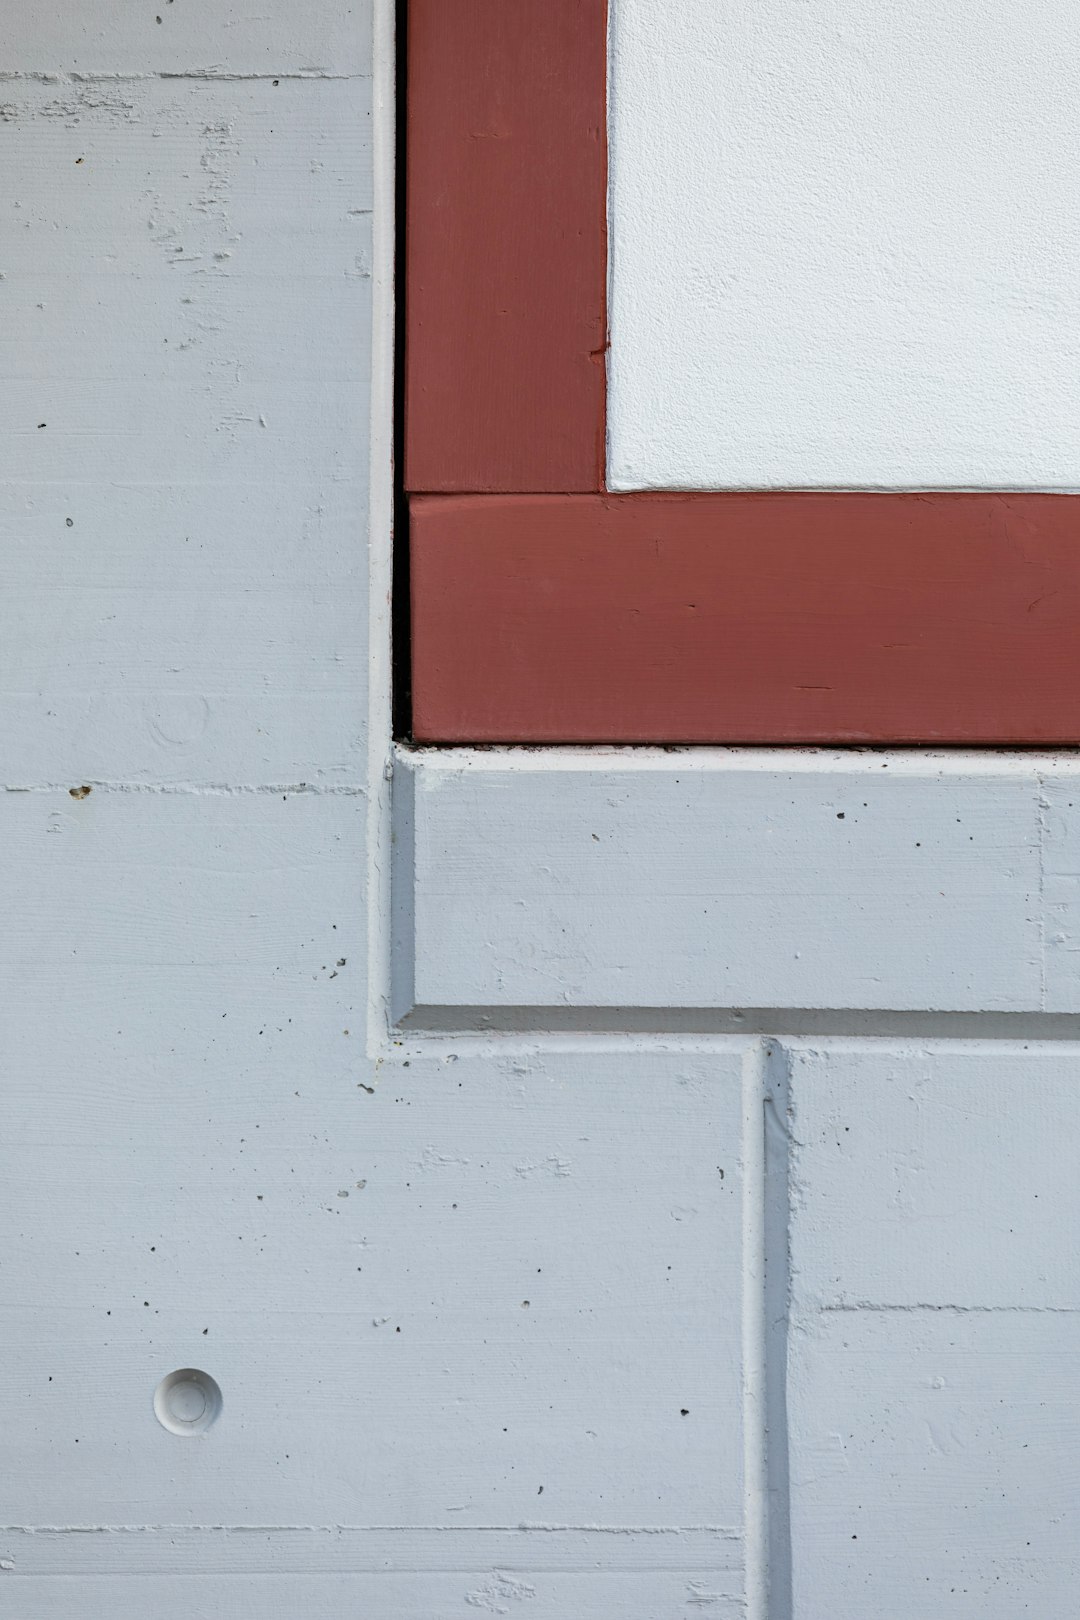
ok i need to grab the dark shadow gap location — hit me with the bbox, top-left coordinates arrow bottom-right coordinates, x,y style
398,1005 -> 1080,1039
763,1044 -> 794,1620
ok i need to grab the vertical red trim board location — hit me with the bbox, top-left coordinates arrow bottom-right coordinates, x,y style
405,0 -> 607,494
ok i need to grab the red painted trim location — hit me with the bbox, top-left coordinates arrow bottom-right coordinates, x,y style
412,494 -> 1080,743
405,9 -> 1080,744
404,0 -> 607,494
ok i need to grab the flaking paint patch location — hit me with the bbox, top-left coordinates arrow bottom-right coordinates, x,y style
464,1571 -> 537,1612
10,89 -> 137,123
513,1155 -> 571,1180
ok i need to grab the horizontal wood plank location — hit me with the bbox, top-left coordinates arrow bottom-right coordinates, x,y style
3,3 -> 370,74
411,492 -> 1080,742
397,749 -> 1080,1016
1,1563 -> 743,1620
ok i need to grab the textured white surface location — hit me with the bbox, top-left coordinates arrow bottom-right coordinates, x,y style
1,1529 -> 744,1620
607,0 -> 1080,489
3,1007 -> 752,1608
8,2 -> 1080,1613
785,1041 -> 1080,1616
0,73 -> 370,784
0,5 -> 757,1614
400,749 -> 1080,1016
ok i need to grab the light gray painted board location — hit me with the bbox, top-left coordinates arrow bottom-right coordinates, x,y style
0,76 -> 371,785
10,0 -> 1074,1606
786,1042 -> 1080,1617
786,1043 -> 1080,1308
0,788 -> 367,969
401,753 -> 1053,1014
0,1525 -> 745,1615
0,1569 -> 743,1620
0,5 -> 370,76
786,1310 -> 1080,1619
0,777 -> 749,1532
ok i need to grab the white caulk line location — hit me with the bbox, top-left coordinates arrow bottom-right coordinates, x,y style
364,0 -> 397,1058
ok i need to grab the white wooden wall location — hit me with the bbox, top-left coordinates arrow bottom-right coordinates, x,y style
4,5 -> 1079,1617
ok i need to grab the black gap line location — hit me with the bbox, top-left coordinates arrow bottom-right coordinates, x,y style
391,0 -> 412,739
398,1005 -> 1080,1039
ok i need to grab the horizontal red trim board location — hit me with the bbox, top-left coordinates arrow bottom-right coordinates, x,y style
405,0 -> 607,494
412,493 -> 1080,743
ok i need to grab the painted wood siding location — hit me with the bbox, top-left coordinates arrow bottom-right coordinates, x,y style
7,4 -> 1080,1617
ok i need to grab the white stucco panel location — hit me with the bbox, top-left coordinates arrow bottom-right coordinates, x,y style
608,0 -> 1080,490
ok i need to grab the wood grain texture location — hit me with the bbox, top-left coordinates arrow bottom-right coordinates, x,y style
3,1568 -> 744,1620
411,492 -> 1080,742
0,1 -> 370,74
2,1537 -> 743,1620
404,0 -> 607,492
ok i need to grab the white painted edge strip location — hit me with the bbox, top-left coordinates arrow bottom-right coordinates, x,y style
398,745 -> 1080,778
365,0 -> 396,1056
